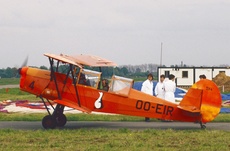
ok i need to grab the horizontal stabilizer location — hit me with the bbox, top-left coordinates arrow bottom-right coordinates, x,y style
177,105 -> 200,113
54,99 -> 91,114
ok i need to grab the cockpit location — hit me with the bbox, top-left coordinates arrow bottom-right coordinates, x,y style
77,69 -> 101,88
77,69 -> 134,96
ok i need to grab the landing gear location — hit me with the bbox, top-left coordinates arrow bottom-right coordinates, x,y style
40,97 -> 67,129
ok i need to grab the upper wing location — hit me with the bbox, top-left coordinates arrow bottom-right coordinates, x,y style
71,54 -> 117,67
44,53 -> 82,68
44,53 -> 117,67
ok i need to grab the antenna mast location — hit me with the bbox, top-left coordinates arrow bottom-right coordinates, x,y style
160,42 -> 163,66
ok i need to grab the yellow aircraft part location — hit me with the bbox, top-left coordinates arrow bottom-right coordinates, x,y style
201,104 -> 221,123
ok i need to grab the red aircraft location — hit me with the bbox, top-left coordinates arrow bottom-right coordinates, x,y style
19,53 -> 222,129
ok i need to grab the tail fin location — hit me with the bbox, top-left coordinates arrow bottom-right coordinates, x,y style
179,79 -> 222,123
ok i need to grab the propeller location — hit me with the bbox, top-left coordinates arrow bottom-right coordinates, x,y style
16,56 -> 29,78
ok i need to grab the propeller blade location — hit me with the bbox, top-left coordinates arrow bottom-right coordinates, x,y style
16,56 -> 29,78
21,55 -> 28,68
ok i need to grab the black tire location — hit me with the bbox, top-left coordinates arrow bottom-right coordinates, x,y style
42,115 -> 57,129
56,114 -> 67,127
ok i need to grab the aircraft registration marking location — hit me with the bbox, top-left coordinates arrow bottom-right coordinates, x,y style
135,100 -> 174,116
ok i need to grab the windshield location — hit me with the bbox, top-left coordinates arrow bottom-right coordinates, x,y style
78,69 -> 101,89
109,75 -> 134,96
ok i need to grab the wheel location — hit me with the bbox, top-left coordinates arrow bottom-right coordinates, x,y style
42,115 -> 57,129
56,113 -> 67,127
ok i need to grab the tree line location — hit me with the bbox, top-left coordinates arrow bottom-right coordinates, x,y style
0,63 -> 159,79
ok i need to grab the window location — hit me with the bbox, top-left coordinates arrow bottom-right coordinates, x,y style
182,71 -> 188,78
109,75 -> 134,96
78,69 -> 101,88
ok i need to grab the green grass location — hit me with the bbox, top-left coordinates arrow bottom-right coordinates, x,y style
212,113 -> 230,122
0,113 -> 154,121
0,129 -> 229,151
0,113 -> 230,122
0,78 -> 20,85
0,88 -> 37,100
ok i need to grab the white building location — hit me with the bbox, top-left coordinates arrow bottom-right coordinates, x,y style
158,67 -> 230,87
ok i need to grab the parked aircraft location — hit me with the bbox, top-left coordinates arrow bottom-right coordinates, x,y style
19,53 -> 222,129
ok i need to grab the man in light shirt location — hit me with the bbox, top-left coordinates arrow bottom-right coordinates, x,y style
164,74 -> 176,103
154,74 -> 165,99
141,73 -> 154,96
141,73 -> 154,122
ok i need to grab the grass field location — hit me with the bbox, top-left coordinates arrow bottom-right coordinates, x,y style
0,128 -> 229,151
0,78 -> 20,85
0,88 -> 36,100
0,113 -> 230,150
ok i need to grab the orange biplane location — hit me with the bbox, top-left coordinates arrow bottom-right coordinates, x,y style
19,53 -> 222,129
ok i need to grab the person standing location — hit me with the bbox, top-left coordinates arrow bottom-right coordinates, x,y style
141,73 -> 154,122
154,74 -> 165,99
164,74 -> 176,103
199,74 -> 206,80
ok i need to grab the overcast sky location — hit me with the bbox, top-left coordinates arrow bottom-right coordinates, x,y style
0,0 -> 230,68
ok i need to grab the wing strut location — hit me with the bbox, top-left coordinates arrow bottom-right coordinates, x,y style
49,57 -> 62,99
48,57 -> 65,123
69,64 -> 81,107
